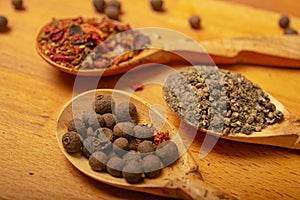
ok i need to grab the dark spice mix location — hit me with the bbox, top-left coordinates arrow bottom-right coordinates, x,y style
163,66 -> 284,135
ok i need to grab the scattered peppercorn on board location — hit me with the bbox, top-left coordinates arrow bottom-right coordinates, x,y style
1,0 -> 300,200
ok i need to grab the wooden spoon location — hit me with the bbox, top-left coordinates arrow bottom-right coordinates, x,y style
36,19 -> 300,76
162,70 -> 300,150
57,89 -> 237,200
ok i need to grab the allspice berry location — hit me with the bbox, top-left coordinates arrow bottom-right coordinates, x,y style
67,118 -> 87,139
156,140 -> 179,166
93,0 -> 106,13
189,15 -> 201,29
62,131 -> 82,153
122,160 -> 143,183
137,140 -> 156,156
134,124 -> 154,140
82,109 -> 96,126
89,151 -> 108,171
0,16 -> 8,32
82,136 -> 100,158
102,113 -> 116,129
12,0 -> 23,10
95,127 -> 114,143
142,155 -> 162,178
104,6 -> 120,20
113,122 -> 135,138
123,150 -> 142,163
106,157 -> 125,177
279,15 -> 290,29
107,0 -> 121,11
88,113 -> 105,130
128,137 -> 138,150
86,127 -> 95,137
115,102 -> 138,123
150,0 -> 163,11
93,94 -> 115,114
113,137 -> 129,156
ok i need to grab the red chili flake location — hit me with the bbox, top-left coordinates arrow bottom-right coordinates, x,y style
154,131 -> 171,145
43,26 -> 52,34
51,29 -> 64,42
72,16 -> 84,23
72,33 -> 83,42
49,46 -> 56,55
52,54 -> 74,62
131,82 -> 144,91
85,31 -> 102,45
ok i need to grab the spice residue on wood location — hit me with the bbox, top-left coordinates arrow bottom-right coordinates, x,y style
163,66 -> 284,135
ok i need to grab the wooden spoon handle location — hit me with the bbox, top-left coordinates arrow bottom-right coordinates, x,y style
173,176 -> 237,200
200,36 -> 300,68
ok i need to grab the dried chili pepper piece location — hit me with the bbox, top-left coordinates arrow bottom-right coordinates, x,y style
38,16 -> 150,70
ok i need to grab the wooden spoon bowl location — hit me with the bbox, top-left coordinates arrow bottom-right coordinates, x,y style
162,69 -> 300,150
56,89 -> 236,199
36,18 -> 300,77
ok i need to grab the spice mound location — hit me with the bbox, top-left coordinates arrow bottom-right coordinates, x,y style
37,16 -> 150,70
163,66 -> 284,135
61,94 -> 179,184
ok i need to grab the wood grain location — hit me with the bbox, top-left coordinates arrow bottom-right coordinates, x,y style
1,0 -> 300,200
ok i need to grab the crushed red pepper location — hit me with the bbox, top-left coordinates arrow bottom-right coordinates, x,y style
38,16 -> 151,70
154,131 -> 171,145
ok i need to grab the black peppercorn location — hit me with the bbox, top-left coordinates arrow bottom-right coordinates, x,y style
142,155 -> 162,178
106,157 -> 125,177
93,94 -> 115,114
189,15 -> 201,29
115,102 -> 138,123
284,27 -> 299,35
89,151 -> 108,171
156,140 -> 179,166
0,16 -> 8,32
102,113 -> 116,129
12,0 -> 23,10
93,0 -> 106,13
88,113 -> 105,130
122,160 -> 143,183
67,118 -> 87,139
113,137 -> 129,156
113,122 -> 135,138
150,0 -> 163,11
279,15 -> 290,29
104,6 -> 120,20
62,131 -> 82,153
137,140 -> 156,156
134,124 -> 154,140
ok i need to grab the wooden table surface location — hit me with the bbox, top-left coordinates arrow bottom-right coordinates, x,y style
1,0 -> 300,199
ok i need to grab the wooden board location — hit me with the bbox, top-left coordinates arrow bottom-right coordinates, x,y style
0,0 -> 300,199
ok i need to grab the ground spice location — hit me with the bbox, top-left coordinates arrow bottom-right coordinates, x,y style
38,16 -> 151,70
163,66 -> 284,135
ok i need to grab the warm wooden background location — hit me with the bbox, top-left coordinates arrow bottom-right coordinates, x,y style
1,0 -> 300,199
